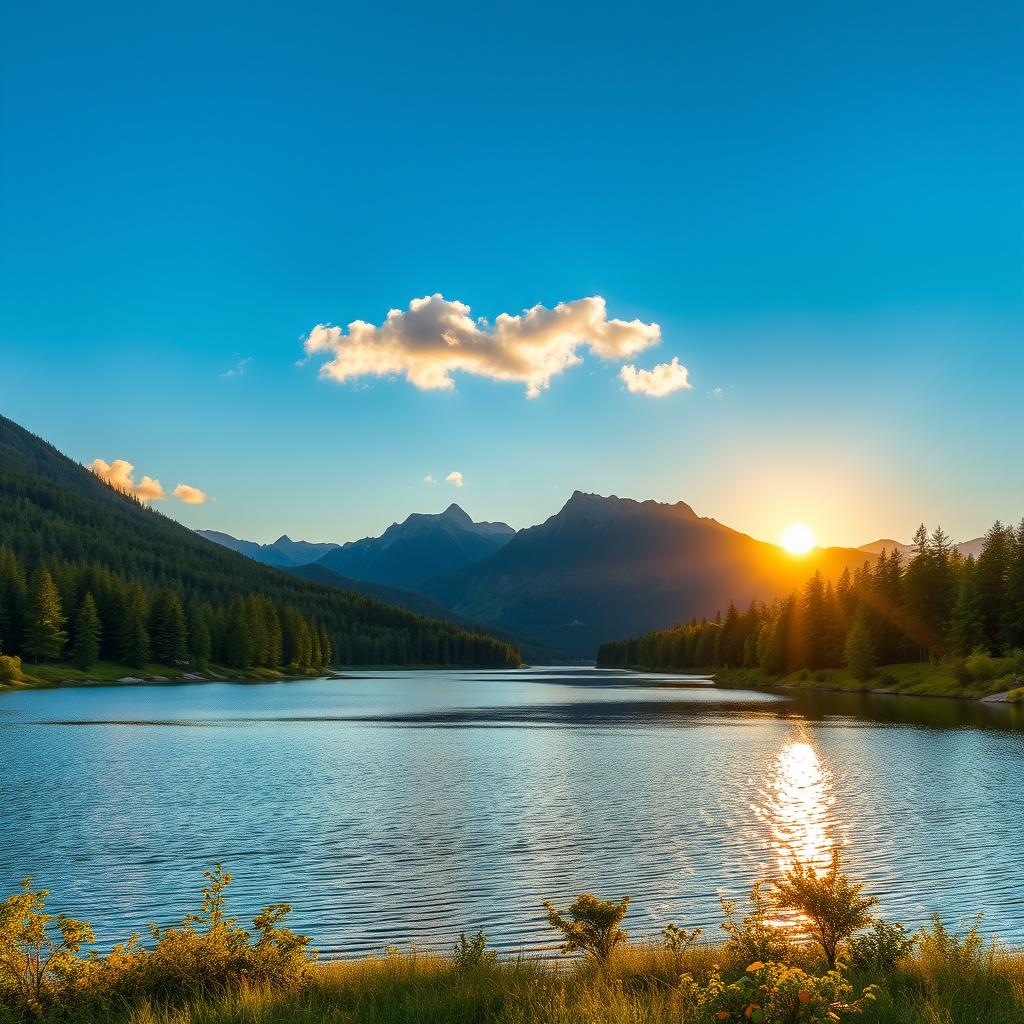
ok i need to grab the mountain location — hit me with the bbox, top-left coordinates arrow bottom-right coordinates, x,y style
858,536 -> 986,559
0,415 -> 520,668
196,530 -> 339,567
314,504 -> 515,589
421,491 -> 873,657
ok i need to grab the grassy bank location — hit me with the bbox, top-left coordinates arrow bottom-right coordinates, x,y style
0,660 -> 332,691
713,660 -> 1024,701
2,864 -> 1023,1023
4,931 -> 1023,1024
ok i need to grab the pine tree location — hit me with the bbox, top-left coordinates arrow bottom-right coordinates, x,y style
974,522 -> 1012,652
949,557 -> 986,656
149,590 -> 188,664
23,567 -> 68,662
120,583 -> 150,667
72,593 -> 102,669
999,520 -> 1024,651
844,603 -> 876,681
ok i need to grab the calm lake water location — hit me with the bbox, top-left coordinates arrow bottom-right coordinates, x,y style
2,667 -> 1023,954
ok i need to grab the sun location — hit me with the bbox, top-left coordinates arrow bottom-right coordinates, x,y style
780,522 -> 816,555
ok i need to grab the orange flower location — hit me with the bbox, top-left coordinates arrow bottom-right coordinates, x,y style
798,991 -> 810,1003
746,961 -> 765,972
716,1013 -> 729,1021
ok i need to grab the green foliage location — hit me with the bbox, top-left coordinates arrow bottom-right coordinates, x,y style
849,919 -> 916,972
72,593 -> 102,669
544,893 -> 630,963
0,655 -> 22,684
451,931 -> 497,971
719,882 -> 793,968
964,649 -> 998,681
0,878 -> 95,1016
706,959 -> 878,1023
22,569 -> 66,663
771,850 -> 877,969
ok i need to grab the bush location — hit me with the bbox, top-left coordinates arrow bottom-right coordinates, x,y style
1011,648 -> 1024,676
0,656 -> 22,684
771,850 -> 877,969
877,672 -> 898,687
951,658 -> 973,685
0,878 -> 94,1016
965,650 -> 998,682
720,882 -> 793,968
850,919 -> 916,972
451,931 -> 496,971
705,960 -> 878,1023
544,893 -> 630,963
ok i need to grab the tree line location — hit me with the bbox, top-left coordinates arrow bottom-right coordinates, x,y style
0,414 -> 521,671
596,521 -> 1024,678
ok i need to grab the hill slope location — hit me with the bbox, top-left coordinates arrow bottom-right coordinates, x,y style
0,416 -> 519,668
315,504 -> 515,588
422,492 -> 872,657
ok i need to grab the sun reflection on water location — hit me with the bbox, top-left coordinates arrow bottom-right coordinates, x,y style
756,738 -> 835,874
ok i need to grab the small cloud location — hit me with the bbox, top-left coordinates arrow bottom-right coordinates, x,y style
173,483 -> 209,504
423,474 -> 436,484
89,458 -> 166,502
219,356 -> 251,379
302,294 -> 662,398
712,387 -> 724,398
619,357 -> 692,397
446,471 -> 464,488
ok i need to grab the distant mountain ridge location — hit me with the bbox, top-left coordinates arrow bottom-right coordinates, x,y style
419,491 -> 872,657
312,504 -> 515,589
196,530 -> 339,567
857,536 -> 985,559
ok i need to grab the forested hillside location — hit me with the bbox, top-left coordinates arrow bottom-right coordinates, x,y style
0,416 -> 520,673
597,522 -> 1024,678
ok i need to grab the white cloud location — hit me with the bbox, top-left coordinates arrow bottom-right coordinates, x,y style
173,483 -> 209,504
303,295 -> 661,398
619,357 -> 692,397
89,459 -> 166,502
423,474 -> 436,484
446,471 -> 464,488
711,386 -> 724,398
219,356 -> 251,379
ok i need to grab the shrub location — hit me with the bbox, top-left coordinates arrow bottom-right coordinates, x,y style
771,850 -> 877,969
965,650 -> 998,682
951,658 -> 973,685
0,878 -> 94,1016
1011,648 -> 1024,676
720,882 -> 793,968
544,893 -> 630,963
850,919 -> 915,972
451,931 -> 496,971
0,656 -> 22,684
661,921 -> 702,955
706,960 -> 878,1023
877,672 -> 898,687
916,914 -> 987,976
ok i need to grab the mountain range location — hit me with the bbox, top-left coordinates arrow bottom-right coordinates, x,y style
201,492 -> 890,658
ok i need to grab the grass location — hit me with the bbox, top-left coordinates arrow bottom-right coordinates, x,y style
33,940 -> 1024,1024
1,661 -> 328,690
714,660 -> 1021,700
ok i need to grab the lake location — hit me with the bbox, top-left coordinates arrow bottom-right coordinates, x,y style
1,667 -> 1023,955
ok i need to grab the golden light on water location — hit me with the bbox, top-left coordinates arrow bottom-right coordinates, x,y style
756,739 -> 834,874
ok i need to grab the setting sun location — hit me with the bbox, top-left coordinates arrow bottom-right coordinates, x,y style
780,522 -> 816,555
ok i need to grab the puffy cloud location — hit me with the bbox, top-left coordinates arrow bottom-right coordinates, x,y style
303,295 -> 661,398
423,474 -> 436,484
89,459 -> 166,502
446,471 -> 464,488
619,357 -> 692,397
173,483 -> 209,504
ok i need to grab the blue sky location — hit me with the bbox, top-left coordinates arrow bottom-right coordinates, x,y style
1,1 -> 1021,548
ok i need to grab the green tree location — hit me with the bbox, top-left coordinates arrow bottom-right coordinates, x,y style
149,590 -> 188,664
844,603 -> 876,681
71,593 -> 101,669
771,849 -> 877,968
949,557 -> 986,656
543,892 -> 630,963
22,567 -> 67,662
